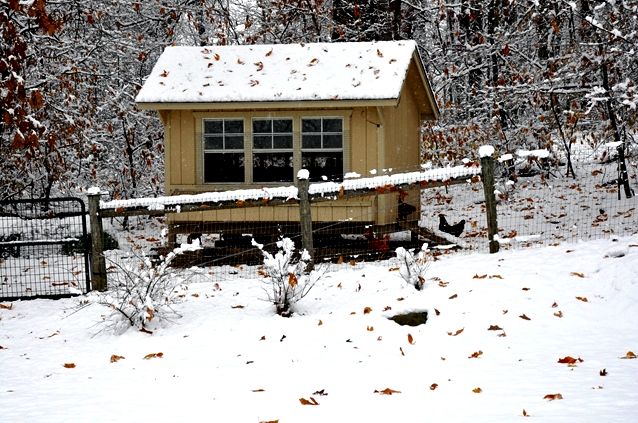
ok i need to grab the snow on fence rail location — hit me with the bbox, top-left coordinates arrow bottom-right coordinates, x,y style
98,164 -> 482,216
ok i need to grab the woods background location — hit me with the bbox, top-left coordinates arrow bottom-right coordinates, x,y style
1,0 -> 636,202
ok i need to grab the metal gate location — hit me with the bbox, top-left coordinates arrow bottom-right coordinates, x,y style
0,197 -> 91,300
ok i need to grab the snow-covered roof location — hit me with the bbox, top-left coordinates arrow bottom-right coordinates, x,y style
135,40 -> 430,107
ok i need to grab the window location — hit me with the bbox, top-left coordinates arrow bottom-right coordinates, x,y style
301,117 -> 343,181
203,119 -> 244,183
252,118 -> 294,183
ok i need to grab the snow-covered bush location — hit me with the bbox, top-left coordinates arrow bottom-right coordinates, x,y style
252,237 -> 323,317
395,244 -> 430,290
92,242 -> 200,333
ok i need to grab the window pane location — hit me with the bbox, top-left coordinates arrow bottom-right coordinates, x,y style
323,118 -> 342,132
253,153 -> 293,182
302,118 -> 321,133
224,120 -> 243,133
252,120 -> 271,134
225,135 -> 244,149
273,135 -> 292,149
301,152 -> 343,182
273,119 -> 292,133
204,120 -> 223,134
253,135 -> 272,149
204,135 -> 223,150
302,134 -> 321,149
204,152 -> 244,183
324,134 -> 342,149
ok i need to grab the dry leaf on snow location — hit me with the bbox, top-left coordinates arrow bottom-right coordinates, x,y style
63,363 -> 76,368
570,272 -> 585,278
600,368 -> 608,376
232,305 -> 245,309
299,397 -> 319,405
523,409 -> 529,417
367,326 -> 374,332
430,383 -> 438,390
488,325 -> 503,331
558,356 -> 583,365
468,350 -> 483,359
621,351 -> 637,359
252,388 -> 265,392
143,352 -> 164,360
110,354 -> 125,363
554,310 -> 564,318
576,296 -> 589,302
473,274 -> 488,279
447,328 -> 464,336
0,303 -> 12,310
408,334 -> 415,344
363,306 -> 372,314
374,388 -> 401,395
449,294 -> 458,300
519,314 -> 531,320
544,393 -> 563,401
472,387 -> 482,393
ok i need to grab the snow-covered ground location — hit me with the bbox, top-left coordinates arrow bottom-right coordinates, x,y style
1,236 -> 637,422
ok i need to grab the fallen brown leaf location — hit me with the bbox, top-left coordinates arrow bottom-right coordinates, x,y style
110,354 -> 125,363
363,306 -> 372,314
252,388 -> 265,392
408,334 -> 415,345
558,356 -> 583,365
400,347 -> 405,356
143,352 -> 164,360
0,303 -> 13,310
472,387 -> 482,393
488,325 -> 503,331
554,310 -> 564,318
552,302 -> 558,308
434,308 -> 440,316
519,314 -> 531,320
570,272 -> 585,278
576,296 -> 589,302
473,274 -> 488,279
621,351 -> 637,359
367,326 -> 374,331
232,305 -> 245,309
544,393 -> 563,401
430,383 -> 438,390
63,363 -> 76,368
489,274 -> 503,279
523,409 -> 529,417
468,350 -> 483,359
299,397 -> 319,405
447,328 -> 464,336
374,388 -> 401,395
448,294 -> 458,300
600,368 -> 607,376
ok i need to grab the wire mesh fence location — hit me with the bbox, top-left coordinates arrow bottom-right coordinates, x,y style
94,157 -> 638,288
0,198 -> 91,300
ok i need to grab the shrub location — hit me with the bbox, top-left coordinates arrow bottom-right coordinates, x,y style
90,242 -> 200,334
252,237 -> 323,317
395,243 -> 430,290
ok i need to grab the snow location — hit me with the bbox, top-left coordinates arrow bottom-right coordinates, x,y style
135,40 -> 418,104
479,145 -> 495,158
297,169 -> 310,180
2,236 -> 638,422
517,149 -> 550,159
100,165 -> 481,211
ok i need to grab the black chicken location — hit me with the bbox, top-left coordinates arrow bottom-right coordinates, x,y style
438,214 -> 465,237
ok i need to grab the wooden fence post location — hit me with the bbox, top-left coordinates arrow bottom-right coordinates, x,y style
297,171 -> 314,269
480,153 -> 500,254
87,192 -> 107,291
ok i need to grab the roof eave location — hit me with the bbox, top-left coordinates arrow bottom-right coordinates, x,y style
136,98 -> 399,111
410,50 -> 440,120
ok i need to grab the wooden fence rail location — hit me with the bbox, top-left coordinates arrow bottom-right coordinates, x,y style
88,158 -> 498,291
